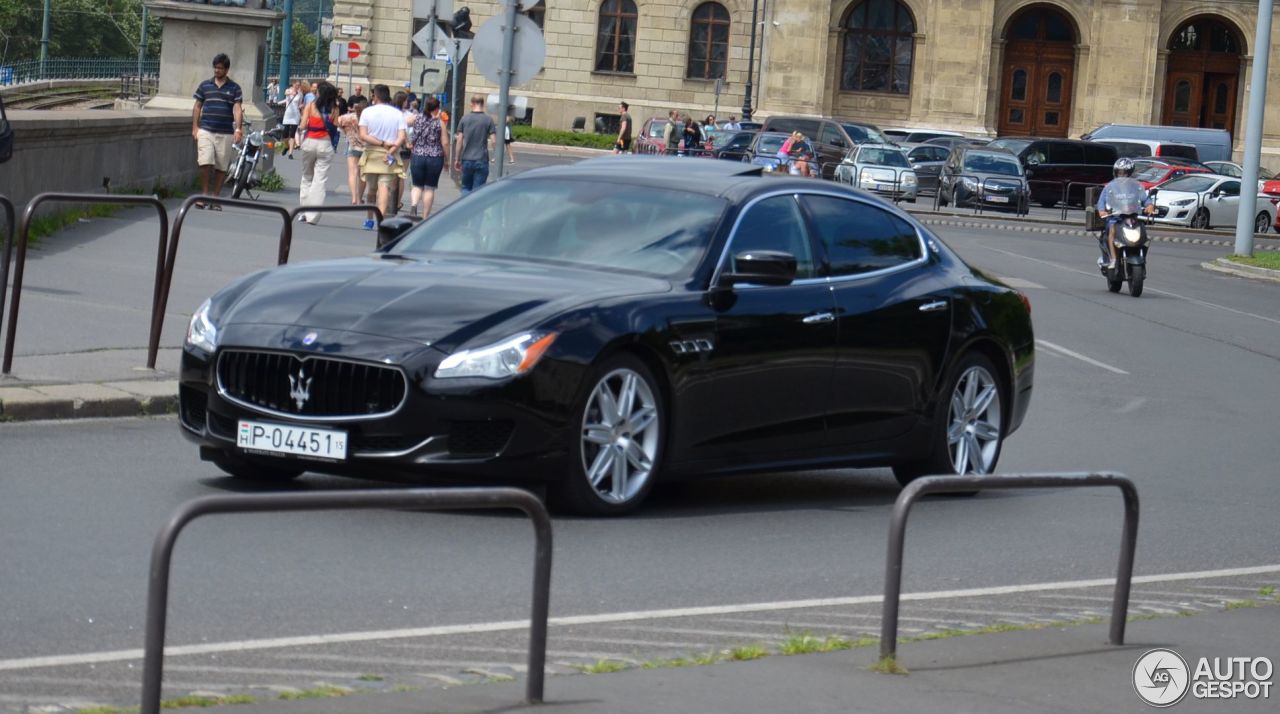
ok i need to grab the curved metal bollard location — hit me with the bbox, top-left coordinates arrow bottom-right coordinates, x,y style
880,472 -> 1139,661
3,193 -> 169,374
0,195 -> 14,349
141,487 -> 553,713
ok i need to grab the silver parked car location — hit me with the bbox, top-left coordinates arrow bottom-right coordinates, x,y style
835,144 -> 918,202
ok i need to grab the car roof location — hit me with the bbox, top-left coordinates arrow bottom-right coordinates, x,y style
517,156 -> 772,197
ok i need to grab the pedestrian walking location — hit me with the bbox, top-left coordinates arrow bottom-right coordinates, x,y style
722,115 -> 740,131
357,84 -> 408,228
663,109 -> 679,155
190,53 -> 243,207
297,81 -> 340,224
265,78 -> 279,104
409,96 -> 449,219
392,90 -> 416,215
681,115 -> 702,155
453,95 -> 495,195
614,101 -> 631,155
335,94 -> 369,209
281,80 -> 302,158
504,116 -> 517,164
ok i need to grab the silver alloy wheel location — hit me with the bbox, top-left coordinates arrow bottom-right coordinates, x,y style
946,365 -> 1002,475
580,368 -> 660,505
1255,212 -> 1270,234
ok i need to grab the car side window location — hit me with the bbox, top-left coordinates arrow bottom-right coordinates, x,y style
1049,142 -> 1085,164
820,122 -> 845,147
928,147 -> 949,161
1220,180 -> 1240,197
800,195 -> 923,277
728,195 -> 815,279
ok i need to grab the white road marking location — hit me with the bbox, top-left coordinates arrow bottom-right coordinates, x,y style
1036,339 -> 1129,374
997,277 -> 1045,289
3,563 -> 1278,672
1117,397 -> 1146,413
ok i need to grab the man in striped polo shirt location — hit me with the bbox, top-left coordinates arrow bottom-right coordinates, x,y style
191,53 -> 244,204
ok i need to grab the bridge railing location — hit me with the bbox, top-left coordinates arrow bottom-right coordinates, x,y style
0,58 -> 159,85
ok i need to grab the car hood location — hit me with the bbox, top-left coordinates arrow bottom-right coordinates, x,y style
217,255 -> 670,353
1153,189 -> 1200,203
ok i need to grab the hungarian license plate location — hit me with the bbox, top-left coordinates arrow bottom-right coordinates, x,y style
238,420 -> 347,460
986,195 -> 1010,203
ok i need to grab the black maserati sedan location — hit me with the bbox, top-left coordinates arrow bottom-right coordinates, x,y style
179,157 -> 1034,515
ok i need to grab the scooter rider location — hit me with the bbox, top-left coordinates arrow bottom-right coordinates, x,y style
1096,158 -> 1155,269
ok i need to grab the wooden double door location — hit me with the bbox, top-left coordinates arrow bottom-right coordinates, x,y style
998,41 -> 1074,137
1163,61 -> 1238,133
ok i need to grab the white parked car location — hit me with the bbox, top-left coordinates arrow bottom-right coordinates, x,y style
1202,161 -> 1276,192
1151,174 -> 1276,233
835,144 -> 918,202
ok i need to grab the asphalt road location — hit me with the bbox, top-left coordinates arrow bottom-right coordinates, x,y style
3,217 -> 1278,706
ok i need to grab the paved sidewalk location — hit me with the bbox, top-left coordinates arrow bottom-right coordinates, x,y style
214,605 -> 1280,714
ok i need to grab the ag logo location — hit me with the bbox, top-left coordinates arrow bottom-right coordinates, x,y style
1134,648 -> 1190,707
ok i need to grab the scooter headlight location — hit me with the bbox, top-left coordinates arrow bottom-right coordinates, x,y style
1120,226 -> 1144,246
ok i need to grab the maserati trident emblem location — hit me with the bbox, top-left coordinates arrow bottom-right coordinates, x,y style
302,332 -> 318,346
288,367 -> 313,411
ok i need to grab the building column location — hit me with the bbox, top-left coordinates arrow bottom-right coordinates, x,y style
1070,43 -> 1089,136
983,38 -> 1004,136
1150,49 -> 1169,124
332,0 -> 374,89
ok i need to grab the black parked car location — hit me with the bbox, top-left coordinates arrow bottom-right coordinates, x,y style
985,137 -> 1117,207
905,144 -> 951,193
708,129 -> 758,160
939,146 -> 1030,213
179,158 -> 1035,515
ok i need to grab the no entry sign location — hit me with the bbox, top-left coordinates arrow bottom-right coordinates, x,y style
347,42 -> 361,60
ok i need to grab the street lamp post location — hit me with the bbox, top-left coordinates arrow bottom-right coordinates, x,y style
741,0 -> 759,121
39,0 -> 51,79
314,0 -> 326,65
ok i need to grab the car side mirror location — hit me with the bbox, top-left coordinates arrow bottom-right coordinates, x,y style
377,216 -> 416,249
1210,189 -> 1222,199
719,250 -> 797,288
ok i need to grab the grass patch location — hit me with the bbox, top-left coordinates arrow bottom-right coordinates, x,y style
277,685 -> 353,700
575,659 -> 628,674
356,673 -> 384,682
1225,599 -> 1259,610
1260,586 -> 1276,598
780,633 -> 855,655
691,651 -> 725,665
1127,613 -> 1160,622
1225,253 -> 1280,270
77,707 -> 133,714
871,655 -> 909,675
257,169 -> 285,192
640,656 -> 695,669
727,645 -> 770,661
511,125 -> 616,150
22,178 -> 198,243
391,684 -> 420,693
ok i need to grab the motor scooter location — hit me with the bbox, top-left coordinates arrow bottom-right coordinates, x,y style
1098,185 -> 1155,298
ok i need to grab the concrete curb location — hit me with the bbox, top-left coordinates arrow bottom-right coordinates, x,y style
0,380 -> 177,422
1202,257 -> 1280,283
511,142 -> 611,158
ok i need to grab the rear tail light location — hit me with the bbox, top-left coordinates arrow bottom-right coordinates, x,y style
1155,146 -> 1164,156
1017,291 -> 1031,316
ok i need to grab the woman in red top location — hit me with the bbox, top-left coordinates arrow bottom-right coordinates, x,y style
298,82 -> 338,224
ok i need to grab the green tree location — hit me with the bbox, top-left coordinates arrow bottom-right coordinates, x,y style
289,19 -> 318,65
0,0 -> 161,62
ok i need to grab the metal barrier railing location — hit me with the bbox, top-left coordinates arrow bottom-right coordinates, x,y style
837,166 -> 918,204
1064,182 -> 1108,221
150,196 -> 290,375
1027,179 -> 1067,213
140,487 -> 553,714
933,173 -> 985,215
3,193 -> 169,375
286,203 -> 384,232
880,472 -> 1139,662
0,195 -> 14,351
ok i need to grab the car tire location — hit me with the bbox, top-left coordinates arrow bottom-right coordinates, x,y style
553,355 -> 665,516
1191,208 -> 1210,230
1254,211 -> 1271,234
1038,199 -> 1057,209
938,190 -> 949,208
892,352 -> 1005,491
210,449 -> 304,482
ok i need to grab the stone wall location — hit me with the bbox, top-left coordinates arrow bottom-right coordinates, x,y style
0,111 -> 199,210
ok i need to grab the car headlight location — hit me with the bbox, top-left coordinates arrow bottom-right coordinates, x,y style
1171,198 -> 1195,207
435,332 -> 557,380
959,177 -> 978,190
185,298 -> 218,354
902,173 -> 917,185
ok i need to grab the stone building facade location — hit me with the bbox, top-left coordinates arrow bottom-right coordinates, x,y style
331,0 -> 1280,159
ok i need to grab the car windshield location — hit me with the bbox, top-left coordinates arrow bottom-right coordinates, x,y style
857,147 -> 909,167
986,138 -> 1030,155
1160,175 -> 1217,194
963,153 -> 1023,176
392,179 -> 726,278
842,123 -> 889,145
755,134 -> 787,153
645,120 -> 667,138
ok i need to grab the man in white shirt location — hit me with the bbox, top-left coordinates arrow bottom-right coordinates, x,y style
722,115 -> 741,131
358,84 -> 408,224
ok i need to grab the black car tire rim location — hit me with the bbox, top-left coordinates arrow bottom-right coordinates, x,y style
947,364 -> 1002,475
1255,212 -> 1270,234
580,367 -> 660,505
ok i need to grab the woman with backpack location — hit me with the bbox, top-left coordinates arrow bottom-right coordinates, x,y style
297,81 -> 340,224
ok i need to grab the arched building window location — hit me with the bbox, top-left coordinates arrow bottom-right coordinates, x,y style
687,2 -> 730,79
596,0 -> 638,73
840,0 -> 915,94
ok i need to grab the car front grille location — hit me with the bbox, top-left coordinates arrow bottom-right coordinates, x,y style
217,350 -> 407,419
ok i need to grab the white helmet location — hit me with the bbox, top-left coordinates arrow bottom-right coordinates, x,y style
1113,157 -> 1135,176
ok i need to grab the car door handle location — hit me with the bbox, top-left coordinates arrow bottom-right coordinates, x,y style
802,312 -> 835,324
919,300 -> 949,313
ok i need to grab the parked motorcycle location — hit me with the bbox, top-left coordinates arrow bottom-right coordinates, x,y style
1097,182 -> 1154,298
229,121 -> 283,199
